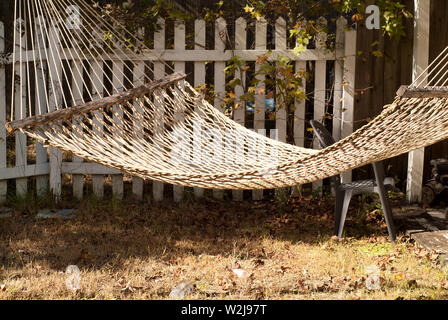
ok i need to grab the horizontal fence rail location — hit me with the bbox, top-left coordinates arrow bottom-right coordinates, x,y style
0,16 -> 356,202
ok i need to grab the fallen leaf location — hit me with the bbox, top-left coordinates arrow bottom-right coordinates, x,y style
395,274 -> 403,280
253,259 -> 264,267
407,280 -> 418,288
232,269 -> 250,279
330,235 -> 339,242
441,281 -> 448,290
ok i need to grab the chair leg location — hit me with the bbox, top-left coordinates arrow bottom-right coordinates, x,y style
372,162 -> 396,242
334,190 -> 343,236
338,190 -> 353,239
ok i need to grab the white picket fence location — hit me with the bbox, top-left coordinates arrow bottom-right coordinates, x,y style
0,16 -> 356,202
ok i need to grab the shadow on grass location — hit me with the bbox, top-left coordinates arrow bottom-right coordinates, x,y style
0,194 -> 392,272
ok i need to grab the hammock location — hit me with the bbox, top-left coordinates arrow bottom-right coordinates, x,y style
5,0 -> 448,190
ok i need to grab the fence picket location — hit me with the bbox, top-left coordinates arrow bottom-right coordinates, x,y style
253,17 -> 267,201
71,59 -> 84,199
48,23 -> 62,199
112,61 -> 124,199
91,53 -> 105,199
193,19 -> 206,199
232,17 -> 247,202
14,18 -> 27,198
173,20 -> 185,202
213,17 -> 227,200
35,16 -> 48,198
333,17 -> 346,142
152,17 -> 165,202
312,17 -> 327,194
132,60 -> 145,200
0,22 -> 6,202
341,23 -> 357,184
292,19 -> 307,197
274,17 -> 287,197
275,17 -> 287,143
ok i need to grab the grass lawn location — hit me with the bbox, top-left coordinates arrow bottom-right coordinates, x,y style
0,194 -> 447,300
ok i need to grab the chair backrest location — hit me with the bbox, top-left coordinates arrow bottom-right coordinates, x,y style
309,120 -> 341,187
309,120 -> 336,148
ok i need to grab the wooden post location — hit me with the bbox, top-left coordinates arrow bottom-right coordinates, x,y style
407,0 -> 430,203
48,22 -> 63,200
312,17 -> 327,193
0,21 -> 6,203
232,17 -> 247,202
253,17 -> 267,201
340,21 -> 357,184
35,16 -> 49,198
153,18 -> 165,202
14,18 -> 27,198
213,17 -> 227,201
193,18 -> 206,199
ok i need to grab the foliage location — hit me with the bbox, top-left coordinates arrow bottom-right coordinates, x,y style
93,0 -> 412,123
244,0 -> 412,38
222,52 -> 307,114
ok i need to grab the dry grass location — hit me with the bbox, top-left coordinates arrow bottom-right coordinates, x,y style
0,194 -> 447,300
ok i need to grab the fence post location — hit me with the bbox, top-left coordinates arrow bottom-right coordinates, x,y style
48,22 -> 63,200
14,18 -> 28,198
213,17 -> 227,200
0,21 -> 6,203
193,18 -> 206,199
232,17 -> 247,202
340,22 -> 357,184
152,17 -> 165,202
253,17 -> 267,201
407,0 -> 429,203
35,16 -> 49,198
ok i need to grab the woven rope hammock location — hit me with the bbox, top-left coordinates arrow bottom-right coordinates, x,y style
5,0 -> 448,190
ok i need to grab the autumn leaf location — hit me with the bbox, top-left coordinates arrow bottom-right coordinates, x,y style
256,54 -> 269,65
243,4 -> 254,13
372,50 -> 383,58
351,13 -> 364,22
